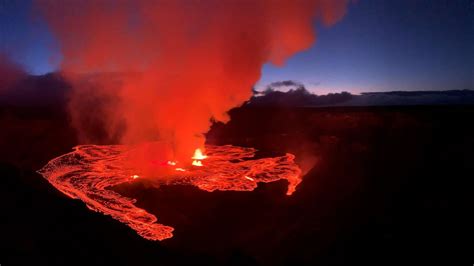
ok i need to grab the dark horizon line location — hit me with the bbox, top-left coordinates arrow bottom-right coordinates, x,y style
23,71 -> 474,96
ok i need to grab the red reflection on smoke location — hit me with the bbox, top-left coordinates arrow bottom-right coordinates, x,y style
37,0 -> 348,164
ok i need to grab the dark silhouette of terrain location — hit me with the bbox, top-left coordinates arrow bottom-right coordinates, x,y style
251,80 -> 474,107
250,86 -> 354,106
0,74 -> 469,265
0,73 -> 70,107
1,75 -> 473,108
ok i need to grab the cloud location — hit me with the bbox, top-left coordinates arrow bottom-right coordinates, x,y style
37,0 -> 349,162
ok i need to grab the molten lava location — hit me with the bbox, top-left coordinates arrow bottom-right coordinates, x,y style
38,144 -> 302,241
191,148 -> 207,166
192,148 -> 207,160
192,160 -> 203,167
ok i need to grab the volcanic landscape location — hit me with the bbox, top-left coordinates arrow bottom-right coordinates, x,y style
1,0 -> 471,265
0,98 -> 468,265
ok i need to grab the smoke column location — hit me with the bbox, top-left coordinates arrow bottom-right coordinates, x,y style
37,0 -> 348,163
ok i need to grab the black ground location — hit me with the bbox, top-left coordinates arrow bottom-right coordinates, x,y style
0,104 -> 469,265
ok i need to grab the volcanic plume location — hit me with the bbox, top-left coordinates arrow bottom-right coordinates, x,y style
36,0 -> 349,240
38,0 -> 348,162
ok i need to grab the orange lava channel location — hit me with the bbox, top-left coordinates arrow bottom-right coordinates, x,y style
38,144 -> 302,241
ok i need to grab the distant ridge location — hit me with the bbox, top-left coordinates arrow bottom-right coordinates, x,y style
249,80 -> 474,107
1,74 -> 473,107
342,89 -> 474,106
0,73 -> 70,107
248,88 -> 474,107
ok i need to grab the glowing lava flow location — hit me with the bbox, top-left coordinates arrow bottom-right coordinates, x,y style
192,148 -> 206,166
38,144 -> 302,241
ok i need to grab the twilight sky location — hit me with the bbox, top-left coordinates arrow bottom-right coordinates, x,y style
1,0 -> 473,94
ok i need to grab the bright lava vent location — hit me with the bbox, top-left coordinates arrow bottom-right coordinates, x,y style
38,144 -> 302,241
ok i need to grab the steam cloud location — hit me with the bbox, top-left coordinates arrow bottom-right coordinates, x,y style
37,0 -> 348,162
